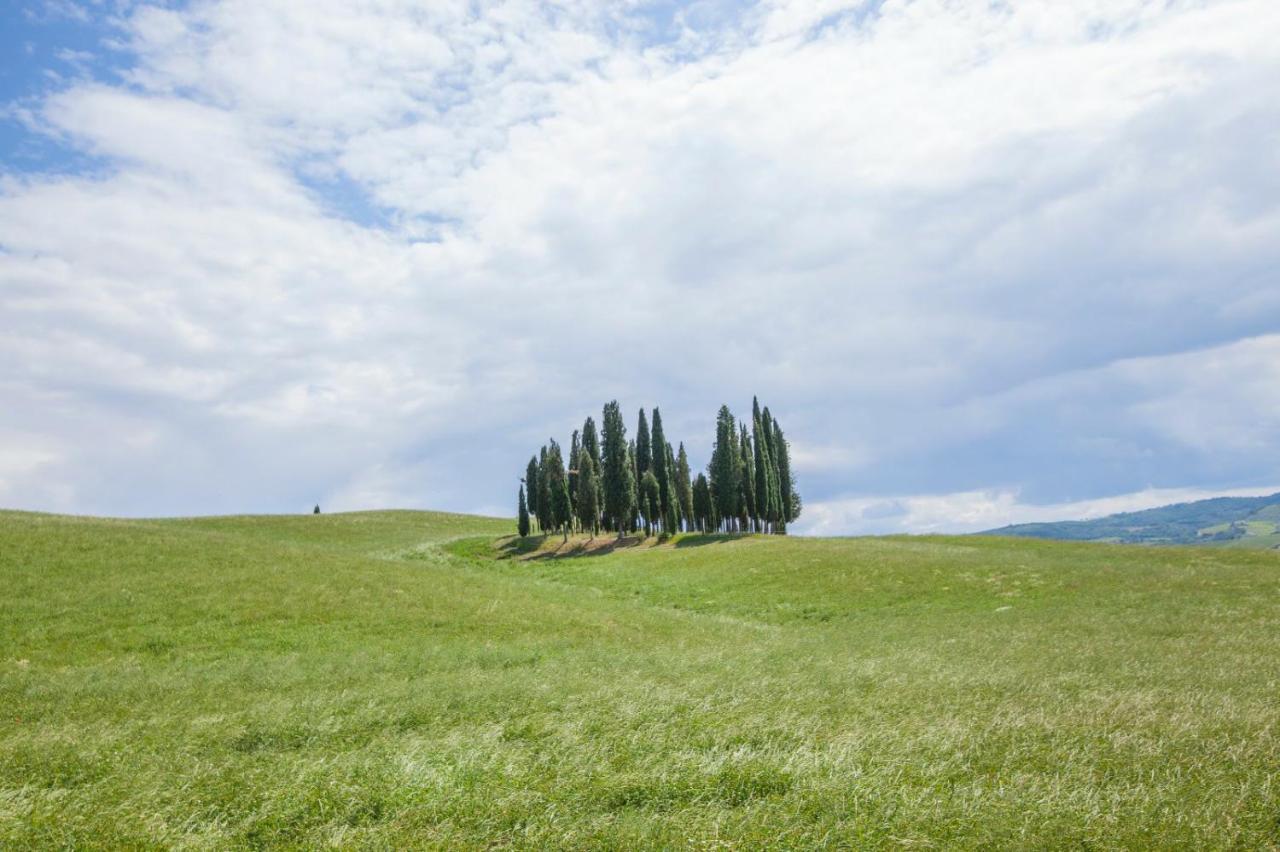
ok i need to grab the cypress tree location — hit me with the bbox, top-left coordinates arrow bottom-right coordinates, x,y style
627,441 -> 640,533
600,401 -> 635,540
773,420 -> 800,531
546,439 -> 572,542
675,443 -> 694,532
739,422 -> 756,532
575,451 -> 600,538
635,409 -> 651,478
640,470 -> 660,537
760,407 -> 781,531
568,429 -> 581,525
753,402 -> 778,534
537,446 -> 553,533
664,485 -> 680,538
709,405 -> 740,531
650,408 -> 671,519
582,416 -> 601,471
525,455 -> 539,531
693,472 -> 713,533
517,485 -> 530,538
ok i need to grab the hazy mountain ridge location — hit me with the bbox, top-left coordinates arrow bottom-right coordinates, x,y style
982,493 -> 1280,547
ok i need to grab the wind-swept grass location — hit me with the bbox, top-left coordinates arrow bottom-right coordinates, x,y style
2,511 -> 1278,848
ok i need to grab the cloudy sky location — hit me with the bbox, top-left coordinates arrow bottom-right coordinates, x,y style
2,0 -> 1278,534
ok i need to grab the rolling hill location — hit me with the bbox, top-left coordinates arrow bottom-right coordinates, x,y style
983,492 -> 1280,547
3,509 -> 1279,847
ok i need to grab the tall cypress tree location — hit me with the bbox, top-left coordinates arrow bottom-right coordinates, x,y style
639,470 -> 660,537
773,420 -> 799,531
582,416 -> 601,471
601,401 -> 635,540
546,439 -> 572,542
693,472 -> 713,533
627,441 -> 640,533
537,445 -> 553,533
635,409 -> 651,478
575,451 -> 600,538
664,484 -> 680,538
568,429 -> 581,525
525,455 -> 540,532
753,403 -> 778,534
517,485 -> 530,538
709,405 -> 740,531
674,443 -> 694,532
739,422 -> 756,531
650,408 -> 670,518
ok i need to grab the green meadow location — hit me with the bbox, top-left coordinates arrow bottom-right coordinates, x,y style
2,510 -> 1278,849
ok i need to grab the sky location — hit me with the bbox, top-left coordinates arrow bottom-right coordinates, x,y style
1,0 -> 1279,534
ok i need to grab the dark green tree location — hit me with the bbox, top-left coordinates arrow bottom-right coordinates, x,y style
674,442 -> 694,532
568,429 -> 581,524
536,445 -> 553,533
739,422 -> 756,531
650,408 -> 671,519
546,439 -> 572,542
709,405 -> 741,531
525,455 -> 540,532
575,450 -> 600,538
582,416 -> 601,471
664,485 -> 680,538
753,400 -> 779,533
692,472 -> 713,533
601,401 -> 635,540
635,409 -> 651,478
640,470 -> 660,537
517,485 -> 530,538
627,441 -> 640,533
773,419 -> 800,531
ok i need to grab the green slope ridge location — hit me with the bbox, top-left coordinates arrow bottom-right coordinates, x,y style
983,492 -> 1280,546
3,510 -> 1279,848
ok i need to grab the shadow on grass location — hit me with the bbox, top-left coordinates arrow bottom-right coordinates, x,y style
673,533 -> 746,549
524,536 -> 649,560
496,532 -> 751,560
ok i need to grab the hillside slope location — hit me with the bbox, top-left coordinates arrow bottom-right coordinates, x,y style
983,492 -> 1280,546
3,510 -> 1279,848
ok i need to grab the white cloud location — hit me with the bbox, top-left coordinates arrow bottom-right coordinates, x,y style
1,0 -> 1278,527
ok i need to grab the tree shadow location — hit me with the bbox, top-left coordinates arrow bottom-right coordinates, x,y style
497,534 -> 548,559
673,533 -> 747,548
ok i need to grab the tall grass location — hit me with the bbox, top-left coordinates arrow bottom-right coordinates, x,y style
2,510 -> 1278,848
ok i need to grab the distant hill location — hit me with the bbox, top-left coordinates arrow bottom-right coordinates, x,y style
982,492 -> 1280,547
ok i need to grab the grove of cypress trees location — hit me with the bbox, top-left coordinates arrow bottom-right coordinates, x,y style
517,485 -> 530,538
601,401 -> 635,540
519,397 -> 798,539
675,442 -> 694,531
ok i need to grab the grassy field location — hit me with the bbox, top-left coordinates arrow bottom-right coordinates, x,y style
3,510 -> 1279,849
